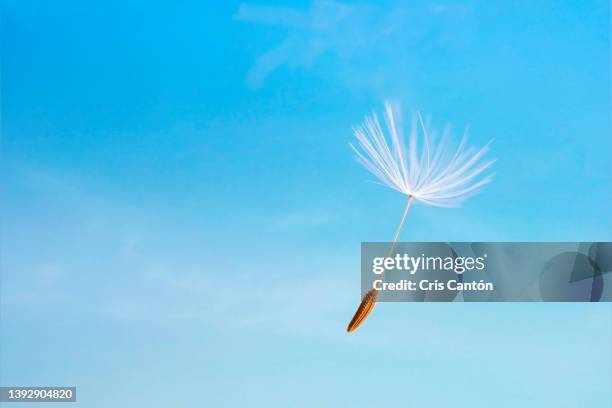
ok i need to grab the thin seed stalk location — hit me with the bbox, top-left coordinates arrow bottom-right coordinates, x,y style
346,194 -> 414,333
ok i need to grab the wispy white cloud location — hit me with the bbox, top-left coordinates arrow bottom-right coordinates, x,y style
3,164 -> 357,339
104,266 -> 353,338
235,0 -> 475,90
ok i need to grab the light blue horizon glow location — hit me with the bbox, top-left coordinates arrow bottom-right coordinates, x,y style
2,1 -> 611,407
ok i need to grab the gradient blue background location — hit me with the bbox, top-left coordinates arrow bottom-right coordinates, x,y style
2,0 -> 611,406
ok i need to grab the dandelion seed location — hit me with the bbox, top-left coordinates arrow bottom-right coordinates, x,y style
347,102 -> 495,333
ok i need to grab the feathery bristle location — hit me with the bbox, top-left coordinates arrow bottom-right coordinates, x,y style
350,102 -> 495,207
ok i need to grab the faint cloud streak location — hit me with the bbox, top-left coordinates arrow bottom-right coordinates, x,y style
235,0 -> 475,90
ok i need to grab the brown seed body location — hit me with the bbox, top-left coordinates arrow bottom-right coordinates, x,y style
346,289 -> 378,333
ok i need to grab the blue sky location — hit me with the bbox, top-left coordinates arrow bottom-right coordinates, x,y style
1,0 -> 611,406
